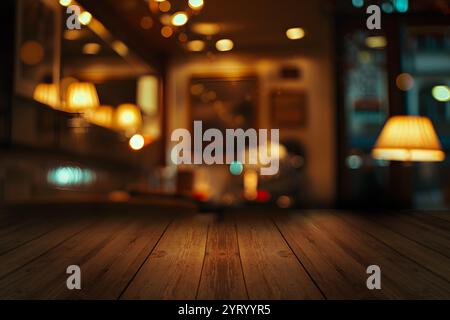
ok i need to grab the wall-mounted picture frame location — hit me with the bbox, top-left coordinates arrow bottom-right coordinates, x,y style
14,0 -> 61,99
271,90 -> 308,128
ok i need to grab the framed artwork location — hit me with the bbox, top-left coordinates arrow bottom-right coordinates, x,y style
271,90 -> 308,128
14,0 -> 61,99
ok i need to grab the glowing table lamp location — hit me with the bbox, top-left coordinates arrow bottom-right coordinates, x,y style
372,116 -> 445,163
115,103 -> 142,132
33,83 -> 59,109
66,82 -> 99,113
83,105 -> 114,129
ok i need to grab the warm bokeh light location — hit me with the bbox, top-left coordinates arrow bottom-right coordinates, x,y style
82,43 -> 101,55
140,16 -> 154,30
215,39 -> 234,52
66,82 -> 99,112
78,11 -> 92,26
286,27 -> 305,40
129,134 -> 145,151
83,105 -> 114,128
186,40 -> 205,52
432,85 -> 450,102
244,170 -> 258,200
159,1 -> 171,12
171,12 -> 188,27
111,41 -> 129,57
137,75 -> 159,116
33,83 -> 59,109
115,104 -> 142,132
188,0 -> 204,10
191,23 -> 220,36
366,36 -> 387,48
396,73 -> 414,91
372,116 -> 445,162
20,41 -> 44,65
161,26 -> 173,38
59,0 -> 72,7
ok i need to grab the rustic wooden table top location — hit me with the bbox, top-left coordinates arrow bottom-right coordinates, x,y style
0,209 -> 449,299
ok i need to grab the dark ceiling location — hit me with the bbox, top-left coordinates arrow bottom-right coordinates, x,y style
79,0 -> 450,65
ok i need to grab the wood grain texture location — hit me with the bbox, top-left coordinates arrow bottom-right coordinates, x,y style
236,214 -> 323,300
121,215 -> 210,300
0,215 -> 133,299
197,216 -> 248,300
273,213 -> 385,299
307,212 -> 450,299
339,212 -> 450,283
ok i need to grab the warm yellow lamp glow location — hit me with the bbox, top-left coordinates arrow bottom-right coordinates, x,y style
84,105 -> 114,128
33,83 -> 59,109
66,82 -> 99,112
59,0 -> 72,7
286,27 -> 305,40
129,134 -> 145,151
115,103 -> 142,132
186,40 -> 205,52
244,169 -> 258,201
216,39 -> 233,52
189,0 -> 204,10
372,116 -> 445,162
78,11 -> 92,26
171,12 -> 188,27
366,36 -> 387,48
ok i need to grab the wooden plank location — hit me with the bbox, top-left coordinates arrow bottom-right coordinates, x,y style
197,216 -> 248,300
428,212 -> 450,223
273,213 -> 385,299
0,217 -> 93,278
0,217 -> 70,255
407,212 -> 450,232
307,212 -> 450,299
121,214 -> 209,300
0,215 -> 134,299
64,214 -> 171,299
369,213 -> 450,258
236,214 -> 323,300
339,212 -> 450,283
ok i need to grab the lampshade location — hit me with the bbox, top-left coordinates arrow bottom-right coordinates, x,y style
115,103 -> 142,132
66,82 -> 99,112
83,105 -> 114,128
33,83 -> 59,109
372,116 -> 445,162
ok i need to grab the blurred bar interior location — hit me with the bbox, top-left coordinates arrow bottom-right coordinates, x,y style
0,0 -> 449,211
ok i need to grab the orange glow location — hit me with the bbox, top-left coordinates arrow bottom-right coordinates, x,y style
66,82 -> 99,112
129,134 -> 145,151
161,26 -> 173,38
84,105 -> 114,128
115,104 -> 142,132
33,83 -> 59,109
140,16 -> 154,30
244,170 -> 258,200
372,116 -> 445,162
82,43 -> 101,55
186,40 -> 205,52
396,73 -> 414,91
159,1 -> 171,12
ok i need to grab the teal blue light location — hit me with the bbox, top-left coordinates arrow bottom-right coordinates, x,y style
352,0 -> 364,8
382,2 -> 394,13
229,161 -> 244,175
47,166 -> 96,187
394,0 -> 409,12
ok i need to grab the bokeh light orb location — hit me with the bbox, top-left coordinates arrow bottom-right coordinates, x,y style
229,161 -> 243,175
